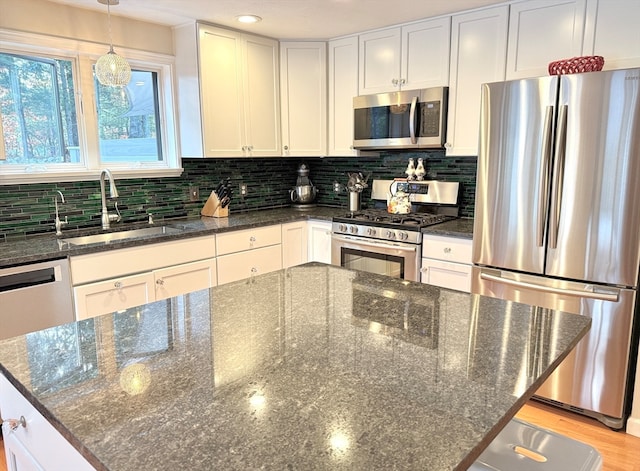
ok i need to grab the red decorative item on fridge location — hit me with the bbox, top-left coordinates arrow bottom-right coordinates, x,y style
548,56 -> 605,75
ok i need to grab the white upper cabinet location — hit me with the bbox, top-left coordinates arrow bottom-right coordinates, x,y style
583,0 -> 640,70
506,0 -> 587,80
328,36 -> 359,156
446,6 -> 509,157
358,17 -> 451,94
174,23 -> 280,158
280,42 -> 327,156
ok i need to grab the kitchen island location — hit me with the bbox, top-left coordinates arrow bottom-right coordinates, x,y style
0,263 -> 590,470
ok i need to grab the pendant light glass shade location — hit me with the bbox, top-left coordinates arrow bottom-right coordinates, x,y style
95,46 -> 131,86
95,0 -> 131,87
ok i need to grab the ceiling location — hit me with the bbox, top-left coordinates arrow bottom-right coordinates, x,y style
46,0 -> 509,40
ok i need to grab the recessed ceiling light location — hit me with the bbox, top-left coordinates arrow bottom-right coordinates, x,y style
236,15 -> 262,24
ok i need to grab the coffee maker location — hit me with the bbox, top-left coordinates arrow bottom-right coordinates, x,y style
290,163 -> 318,208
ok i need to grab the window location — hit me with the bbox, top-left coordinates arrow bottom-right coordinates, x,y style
96,70 -> 163,164
0,31 -> 181,183
0,53 -> 79,166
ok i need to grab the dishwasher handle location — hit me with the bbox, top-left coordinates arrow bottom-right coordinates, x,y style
0,267 -> 58,293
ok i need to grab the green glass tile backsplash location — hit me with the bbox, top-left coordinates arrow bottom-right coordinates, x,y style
0,152 -> 476,240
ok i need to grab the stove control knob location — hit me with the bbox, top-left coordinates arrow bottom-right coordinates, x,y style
349,226 -> 358,234
367,228 -> 377,236
338,224 -> 347,232
386,230 -> 396,240
398,231 -> 409,241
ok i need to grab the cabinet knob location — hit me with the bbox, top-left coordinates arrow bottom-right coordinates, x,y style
283,145 -> 289,151
421,267 -> 428,273
156,279 -> 165,286
444,247 -> 452,254
114,281 -> 123,289
3,416 -> 27,431
444,142 -> 452,149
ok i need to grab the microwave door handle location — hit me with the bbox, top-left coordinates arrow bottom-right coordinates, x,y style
409,96 -> 419,144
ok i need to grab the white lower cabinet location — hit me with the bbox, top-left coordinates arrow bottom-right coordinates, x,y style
70,235 -> 217,320
217,245 -> 282,285
73,272 -> 155,320
307,220 -> 333,264
216,225 -> 283,285
282,221 -> 308,268
1,374 -> 94,471
421,235 -> 473,292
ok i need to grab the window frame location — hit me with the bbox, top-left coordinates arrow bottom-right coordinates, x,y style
0,29 -> 182,184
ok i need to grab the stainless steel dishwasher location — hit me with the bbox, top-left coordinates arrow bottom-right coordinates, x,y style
0,259 -> 74,341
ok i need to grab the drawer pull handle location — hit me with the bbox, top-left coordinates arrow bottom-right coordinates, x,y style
3,416 -> 27,431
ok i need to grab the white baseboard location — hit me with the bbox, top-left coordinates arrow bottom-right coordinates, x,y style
627,416 -> 640,438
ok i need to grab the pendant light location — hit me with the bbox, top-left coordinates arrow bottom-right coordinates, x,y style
95,0 -> 131,87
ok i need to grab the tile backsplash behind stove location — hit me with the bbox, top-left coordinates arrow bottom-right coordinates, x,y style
0,152 -> 476,241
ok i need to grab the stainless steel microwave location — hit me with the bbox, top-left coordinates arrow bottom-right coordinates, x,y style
353,87 -> 448,150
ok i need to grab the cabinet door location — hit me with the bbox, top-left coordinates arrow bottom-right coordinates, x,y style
282,221 -> 308,268
447,6 -> 509,156
583,0 -> 640,70
280,42 -> 327,156
359,28 -> 402,94
154,259 -> 217,301
402,17 -> 451,89
242,34 -> 281,156
506,0 -> 587,79
328,36 -> 359,156
0,375 -> 94,471
73,272 -> 155,320
217,245 -> 283,285
307,220 -> 333,264
198,25 -> 246,157
421,258 -> 472,293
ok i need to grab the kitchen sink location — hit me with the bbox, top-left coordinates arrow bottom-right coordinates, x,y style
61,226 -> 184,246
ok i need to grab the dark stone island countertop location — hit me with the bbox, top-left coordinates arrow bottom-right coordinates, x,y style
0,207 -> 474,269
0,264 -> 590,471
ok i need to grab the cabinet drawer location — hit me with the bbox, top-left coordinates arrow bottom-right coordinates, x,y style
70,235 -> 216,285
421,258 -> 472,293
422,235 -> 472,264
74,272 -> 155,320
216,225 -> 282,255
0,375 -> 94,470
217,245 -> 283,285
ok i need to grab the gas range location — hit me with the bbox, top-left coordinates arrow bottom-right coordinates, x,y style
332,209 -> 453,244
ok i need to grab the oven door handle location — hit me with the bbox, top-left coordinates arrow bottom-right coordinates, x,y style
331,234 -> 418,253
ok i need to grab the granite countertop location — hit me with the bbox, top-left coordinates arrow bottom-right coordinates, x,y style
0,206 -> 345,268
0,206 -> 474,269
0,264 -> 590,471
423,217 -> 474,239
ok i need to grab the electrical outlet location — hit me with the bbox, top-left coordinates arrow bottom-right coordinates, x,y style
188,185 -> 199,201
240,183 -> 248,196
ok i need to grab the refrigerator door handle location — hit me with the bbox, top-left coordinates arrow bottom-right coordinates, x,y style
480,271 -> 620,302
549,104 -> 568,249
537,106 -> 555,247
409,96 -> 419,144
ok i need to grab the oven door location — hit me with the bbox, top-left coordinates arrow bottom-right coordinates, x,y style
331,233 -> 421,281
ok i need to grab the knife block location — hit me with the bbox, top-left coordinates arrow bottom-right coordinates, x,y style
201,191 -> 229,218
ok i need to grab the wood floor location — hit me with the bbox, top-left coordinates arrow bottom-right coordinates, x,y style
0,401 -> 639,470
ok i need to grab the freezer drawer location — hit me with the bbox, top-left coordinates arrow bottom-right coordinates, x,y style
472,266 -> 636,428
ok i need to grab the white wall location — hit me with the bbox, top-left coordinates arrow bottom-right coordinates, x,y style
0,0 -> 173,55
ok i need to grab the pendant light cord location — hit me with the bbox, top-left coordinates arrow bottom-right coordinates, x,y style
107,0 -> 114,53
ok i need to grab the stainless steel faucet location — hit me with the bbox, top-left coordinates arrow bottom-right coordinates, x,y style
100,169 -> 121,230
54,190 -> 68,236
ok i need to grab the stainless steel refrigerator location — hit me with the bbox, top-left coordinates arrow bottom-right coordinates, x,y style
472,67 -> 640,429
